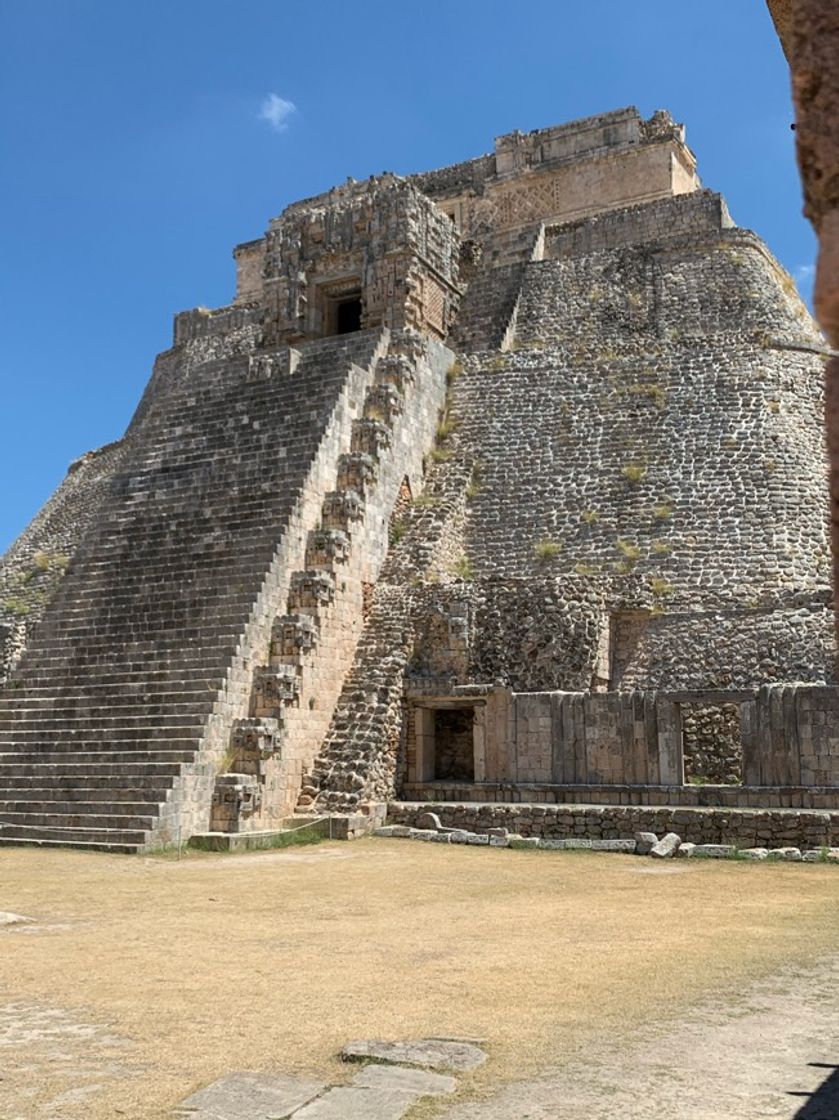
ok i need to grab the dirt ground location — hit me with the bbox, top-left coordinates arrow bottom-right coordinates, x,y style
1,839 -> 839,1119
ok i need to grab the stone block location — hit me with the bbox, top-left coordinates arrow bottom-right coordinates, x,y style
351,1063 -> 457,1096
341,1038 -> 487,1071
675,842 -> 696,858
740,847 -> 769,860
292,1086 -> 417,1120
768,847 -> 802,860
590,839 -> 636,852
416,811 -> 443,831
634,831 -> 658,855
650,832 -> 681,859
693,844 -> 736,859
176,1072 -> 324,1120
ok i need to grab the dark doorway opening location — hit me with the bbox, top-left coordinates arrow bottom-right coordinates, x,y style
434,707 -> 475,781
336,296 -> 362,335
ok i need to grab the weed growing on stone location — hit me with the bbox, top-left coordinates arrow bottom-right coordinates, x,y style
651,541 -> 672,556
626,383 -> 668,410
534,539 -> 562,561
653,501 -> 673,520
616,539 -> 641,563
650,577 -> 674,597
436,413 -> 459,442
2,598 -> 31,617
622,463 -> 647,483
446,360 -> 463,386
581,509 -> 600,525
451,555 -> 474,580
413,494 -> 440,509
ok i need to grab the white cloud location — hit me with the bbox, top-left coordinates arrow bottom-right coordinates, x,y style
258,93 -> 296,133
794,262 -> 816,305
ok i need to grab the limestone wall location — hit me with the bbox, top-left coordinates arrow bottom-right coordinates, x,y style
0,440 -> 128,682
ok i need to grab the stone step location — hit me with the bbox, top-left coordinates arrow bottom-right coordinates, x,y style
0,749 -> 195,764
0,774 -> 174,792
0,835 -> 143,854
0,823 -> 150,847
0,809 -> 157,831
0,727 -> 203,744
0,712 -> 203,730
0,785 -> 170,802
0,761 -> 184,778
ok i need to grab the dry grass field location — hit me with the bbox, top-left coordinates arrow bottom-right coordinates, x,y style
1,838 -> 839,1119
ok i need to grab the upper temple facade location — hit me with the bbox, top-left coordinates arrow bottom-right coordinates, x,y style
0,106 -> 835,853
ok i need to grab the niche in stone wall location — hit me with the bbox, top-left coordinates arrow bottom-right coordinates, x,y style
411,702 -> 477,784
680,702 -> 743,786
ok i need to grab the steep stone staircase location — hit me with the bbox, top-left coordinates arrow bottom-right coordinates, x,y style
211,333 -> 451,831
0,330 -> 386,851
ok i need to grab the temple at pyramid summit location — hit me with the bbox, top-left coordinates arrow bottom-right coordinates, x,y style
0,106 -> 836,852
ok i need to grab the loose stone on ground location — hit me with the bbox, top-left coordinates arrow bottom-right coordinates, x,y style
352,1063 -> 457,1095
341,1038 -> 488,1071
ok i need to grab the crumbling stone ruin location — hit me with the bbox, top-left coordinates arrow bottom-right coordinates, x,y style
0,106 -> 835,852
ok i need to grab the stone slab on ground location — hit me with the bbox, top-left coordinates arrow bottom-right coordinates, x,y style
342,1038 -> 487,1071
291,1086 -> 419,1120
693,844 -> 736,859
176,1072 -> 324,1119
741,847 -> 769,860
770,846 -> 802,860
352,1064 -> 457,1095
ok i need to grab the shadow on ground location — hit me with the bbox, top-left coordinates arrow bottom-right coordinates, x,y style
791,1063 -> 839,1118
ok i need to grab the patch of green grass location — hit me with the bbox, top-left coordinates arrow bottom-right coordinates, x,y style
2,598 -> 32,617
650,541 -> 672,556
534,539 -> 562,561
650,577 -> 675,597
436,413 -> 459,443
621,463 -> 647,484
625,382 -> 667,410
429,447 -> 452,463
653,501 -> 673,521
581,509 -> 600,525
450,555 -> 474,581
390,521 -> 406,545
615,538 -> 641,563
446,360 -> 463,386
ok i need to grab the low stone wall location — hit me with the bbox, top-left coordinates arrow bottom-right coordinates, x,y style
400,782 -> 839,810
388,800 -> 839,849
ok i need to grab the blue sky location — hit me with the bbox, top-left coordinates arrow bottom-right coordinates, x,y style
0,0 -> 813,552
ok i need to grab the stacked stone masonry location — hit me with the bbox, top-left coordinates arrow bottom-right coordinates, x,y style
0,106 -> 835,850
